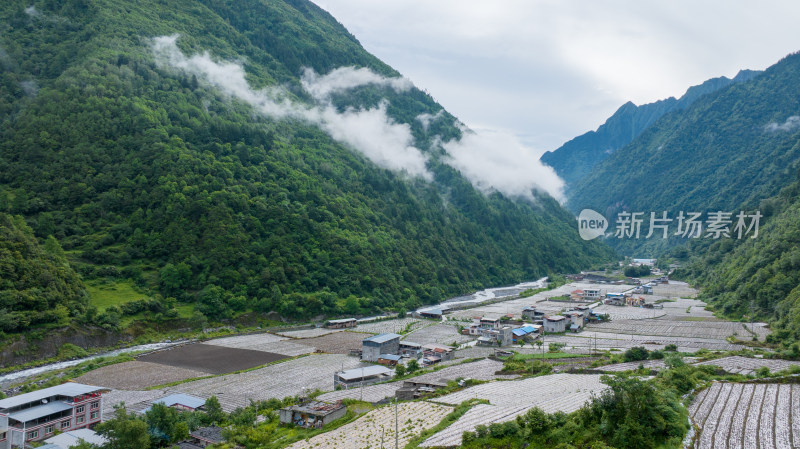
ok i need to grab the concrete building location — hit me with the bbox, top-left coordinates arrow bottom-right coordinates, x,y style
582,288 -> 602,300
479,317 -> 500,329
543,316 -> 567,333
398,341 -> 422,358
521,307 -> 545,321
422,344 -> 454,363
476,326 -> 513,347
326,318 -> 357,329
279,401 -> 346,429
361,333 -> 401,362
334,366 -> 394,389
0,383 -> 107,448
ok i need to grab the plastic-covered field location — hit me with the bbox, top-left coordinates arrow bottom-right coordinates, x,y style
420,404 -> 531,447
689,382 -> 799,449
285,401 -> 452,449
402,323 -> 473,346
694,356 -> 800,375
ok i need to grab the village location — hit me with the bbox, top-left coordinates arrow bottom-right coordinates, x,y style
0,270 -> 788,448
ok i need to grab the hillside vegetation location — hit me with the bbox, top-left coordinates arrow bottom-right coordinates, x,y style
0,0 -> 611,337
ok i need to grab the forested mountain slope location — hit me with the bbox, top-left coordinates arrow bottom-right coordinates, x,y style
540,70 -> 760,189
566,51 -> 800,255
0,0 -> 611,335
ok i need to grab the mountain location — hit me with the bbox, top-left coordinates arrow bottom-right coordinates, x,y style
0,213 -> 87,333
540,70 -> 761,189
0,0 -> 612,336
565,51 -> 800,256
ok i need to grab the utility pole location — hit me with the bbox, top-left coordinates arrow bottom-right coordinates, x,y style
395,398 -> 399,449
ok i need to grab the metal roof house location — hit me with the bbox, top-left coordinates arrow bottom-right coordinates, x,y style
334,365 -> 394,389
398,341 -> 423,358
42,428 -> 107,449
361,333 -> 401,362
417,308 -> 444,320
279,401 -> 346,429
142,393 -> 206,413
0,383 -> 106,448
326,318 -> 358,329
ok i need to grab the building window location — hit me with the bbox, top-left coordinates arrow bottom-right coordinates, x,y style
62,419 -> 71,429
76,405 -> 85,413
77,415 -> 85,424
45,425 -> 55,434
91,401 -> 100,409
27,430 -> 39,439
1,431 -> 6,440
90,411 -> 99,419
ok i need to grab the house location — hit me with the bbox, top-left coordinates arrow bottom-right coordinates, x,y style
511,325 -> 540,342
334,366 -> 394,389
633,284 -> 653,294
0,382 -> 106,448
582,288 -> 602,300
398,341 -> 423,358
395,379 -> 449,400
476,326 -> 513,347
543,315 -> 567,333
422,344 -> 454,362
605,292 -> 625,306
565,312 -> 584,331
569,289 -> 585,301
479,317 -> 500,329
417,308 -> 444,320
361,333 -> 401,362
142,393 -> 206,413
377,354 -> 402,366
279,401 -> 346,429
326,318 -> 357,329
521,307 -> 545,321
42,429 -> 107,449
188,426 -> 225,447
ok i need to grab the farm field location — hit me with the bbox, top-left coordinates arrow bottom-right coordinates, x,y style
436,373 -> 605,409
137,344 -> 288,374
174,353 -> 364,411
688,382 -> 799,449
544,333 -> 743,353
274,327 -> 342,338
587,319 -> 769,341
203,334 -> 317,357
355,318 -> 424,334
594,357 -> 700,373
402,323 -> 472,346
317,383 -> 401,403
75,361 -> 210,390
695,356 -> 800,375
285,401 -> 452,449
420,404 -> 531,448
294,331 -> 372,354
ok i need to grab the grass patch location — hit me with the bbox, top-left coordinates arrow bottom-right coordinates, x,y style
86,279 -> 153,311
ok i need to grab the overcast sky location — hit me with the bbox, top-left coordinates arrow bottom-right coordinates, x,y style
311,0 -> 800,152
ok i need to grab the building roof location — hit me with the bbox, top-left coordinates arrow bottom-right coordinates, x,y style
8,401 -> 73,423
480,317 -> 499,322
337,365 -> 393,381
363,333 -> 401,344
0,383 -> 105,409
177,443 -> 204,449
422,343 -> 454,352
38,445 -> 62,449
190,425 -> 225,443
154,393 -> 207,409
571,290 -> 584,294
399,341 -> 422,348
284,400 -> 345,416
327,318 -> 357,324
420,308 -> 443,315
545,315 -> 566,322
378,354 -> 402,361
570,324 -> 581,329
44,429 -> 108,448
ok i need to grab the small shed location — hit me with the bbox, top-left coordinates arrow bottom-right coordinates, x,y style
326,318 -> 357,329
279,401 -> 346,429
418,308 -> 444,320
395,379 -> 449,400
377,354 -> 402,366
334,365 -> 394,388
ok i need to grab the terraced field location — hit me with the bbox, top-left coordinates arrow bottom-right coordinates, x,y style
695,356 -> 800,375
402,323 -> 472,346
420,404 -> 531,447
689,382 -> 799,449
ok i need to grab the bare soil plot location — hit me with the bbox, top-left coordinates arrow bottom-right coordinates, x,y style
694,356 -> 800,375
75,361 -> 210,390
285,401 -> 452,449
138,344 -> 288,375
421,404 -> 531,447
437,373 -> 605,409
174,354 -> 363,411
202,333 -> 316,357
689,382 -> 797,449
294,331 -> 373,354
403,323 -> 472,346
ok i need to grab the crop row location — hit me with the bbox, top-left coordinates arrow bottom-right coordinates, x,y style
436,373 -> 604,408
695,356 -> 800,375
420,404 -> 531,447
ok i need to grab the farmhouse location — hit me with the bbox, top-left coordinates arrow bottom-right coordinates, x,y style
143,393 -> 206,413
395,379 -> 449,400
422,344 -> 455,362
326,318 -> 357,329
398,341 -> 423,358
479,317 -> 500,329
582,288 -> 602,299
377,354 -> 402,366
0,382 -> 107,447
476,326 -> 513,347
521,307 -> 545,321
543,315 -> 567,333
334,366 -> 394,389
279,401 -> 346,429
605,292 -> 626,306
417,308 -> 444,320
187,426 -> 225,447
512,325 -> 540,342
362,333 -> 401,362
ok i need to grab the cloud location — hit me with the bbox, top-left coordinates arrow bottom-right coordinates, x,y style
151,35 -> 431,179
764,116 -> 800,133
441,125 -> 565,201
415,110 -> 444,131
300,66 -> 412,101
24,5 -> 39,17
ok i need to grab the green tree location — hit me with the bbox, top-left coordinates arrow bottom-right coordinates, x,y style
144,402 -> 189,445
204,396 -> 225,425
96,405 -> 151,449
